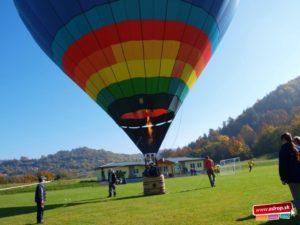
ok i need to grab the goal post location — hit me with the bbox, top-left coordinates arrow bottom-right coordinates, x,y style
219,157 -> 242,175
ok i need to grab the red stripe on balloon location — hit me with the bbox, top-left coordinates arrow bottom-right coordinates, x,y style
171,25 -> 212,78
62,20 -> 212,89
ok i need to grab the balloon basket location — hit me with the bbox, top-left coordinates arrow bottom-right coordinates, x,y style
143,174 -> 166,195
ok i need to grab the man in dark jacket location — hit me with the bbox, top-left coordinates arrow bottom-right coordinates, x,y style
35,176 -> 46,224
279,134 -> 300,184
279,133 -> 300,224
107,169 -> 117,197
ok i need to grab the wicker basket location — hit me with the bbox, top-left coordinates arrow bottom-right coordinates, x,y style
143,174 -> 166,195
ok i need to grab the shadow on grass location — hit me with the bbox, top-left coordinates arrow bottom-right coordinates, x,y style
0,198 -> 104,219
236,214 -> 255,221
0,187 -> 212,219
176,186 -> 211,193
113,194 -> 149,201
0,195 -> 151,219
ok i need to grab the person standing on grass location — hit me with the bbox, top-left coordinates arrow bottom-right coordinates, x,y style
279,132 -> 300,224
107,169 -> 117,198
204,156 -> 216,187
35,176 -> 46,224
248,160 -> 254,172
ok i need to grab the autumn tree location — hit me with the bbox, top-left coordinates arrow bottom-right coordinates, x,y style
238,124 -> 257,147
37,170 -> 55,181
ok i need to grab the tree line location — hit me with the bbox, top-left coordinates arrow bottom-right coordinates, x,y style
0,147 -> 142,179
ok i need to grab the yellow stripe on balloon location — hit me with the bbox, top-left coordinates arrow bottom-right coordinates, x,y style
181,64 -> 198,89
181,64 -> 193,81
112,40 -> 180,62
85,85 -> 98,100
162,41 -> 180,58
85,55 -> 198,99
127,60 -> 145,77
144,40 -> 163,59
122,41 -> 144,60
186,71 -> 198,89
111,44 -> 125,63
111,62 -> 130,81
160,59 -> 175,77
86,67 -> 112,98
145,59 -> 160,77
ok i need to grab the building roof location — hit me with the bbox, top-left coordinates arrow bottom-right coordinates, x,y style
95,161 -> 145,170
164,157 -> 203,163
95,157 -> 203,170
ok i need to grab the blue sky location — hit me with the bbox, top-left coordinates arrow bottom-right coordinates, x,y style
1,0 -> 300,159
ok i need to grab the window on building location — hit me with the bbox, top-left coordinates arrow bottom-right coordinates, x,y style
190,163 -> 195,168
134,168 -> 139,174
197,163 -> 202,168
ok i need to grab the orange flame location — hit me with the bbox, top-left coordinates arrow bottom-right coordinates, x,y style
146,114 -> 153,144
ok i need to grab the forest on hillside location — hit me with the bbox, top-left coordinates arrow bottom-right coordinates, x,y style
160,76 -> 300,161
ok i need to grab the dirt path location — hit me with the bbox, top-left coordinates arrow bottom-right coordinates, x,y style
0,181 -> 52,191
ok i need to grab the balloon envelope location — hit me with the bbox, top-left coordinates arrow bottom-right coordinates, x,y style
14,0 -> 239,155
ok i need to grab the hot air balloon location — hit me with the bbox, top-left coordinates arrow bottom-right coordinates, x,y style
14,0 -> 238,163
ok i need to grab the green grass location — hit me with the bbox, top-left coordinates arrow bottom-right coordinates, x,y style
0,162 -> 297,225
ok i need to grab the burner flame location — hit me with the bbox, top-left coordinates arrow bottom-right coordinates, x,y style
146,112 -> 153,144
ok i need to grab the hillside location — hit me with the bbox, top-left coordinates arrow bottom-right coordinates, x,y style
0,147 -> 142,177
161,76 -> 300,160
221,76 -> 300,137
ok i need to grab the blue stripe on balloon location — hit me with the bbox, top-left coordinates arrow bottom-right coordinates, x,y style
165,0 -> 191,22
140,0 -> 168,20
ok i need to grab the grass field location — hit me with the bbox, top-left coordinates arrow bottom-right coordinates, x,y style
0,161 -> 297,225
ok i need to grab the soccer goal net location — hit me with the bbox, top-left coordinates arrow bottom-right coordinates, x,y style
219,157 -> 242,175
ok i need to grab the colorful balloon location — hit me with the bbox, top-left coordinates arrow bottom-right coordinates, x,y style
14,0 -> 239,156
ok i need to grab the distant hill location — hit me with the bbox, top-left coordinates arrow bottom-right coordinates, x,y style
0,147 -> 142,177
161,76 -> 300,160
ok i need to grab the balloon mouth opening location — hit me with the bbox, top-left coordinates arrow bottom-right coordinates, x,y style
107,93 -> 179,154
120,108 -> 168,120
120,118 -> 173,130
118,111 -> 174,152
118,110 -> 174,129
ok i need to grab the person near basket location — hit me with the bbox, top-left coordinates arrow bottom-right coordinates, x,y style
107,169 -> 117,197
